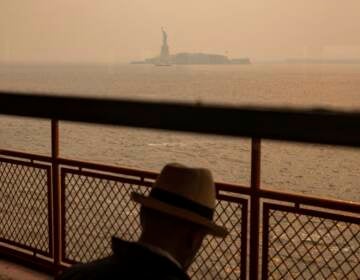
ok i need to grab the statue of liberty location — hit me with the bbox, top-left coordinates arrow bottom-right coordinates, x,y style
158,27 -> 171,65
162,27 -> 168,46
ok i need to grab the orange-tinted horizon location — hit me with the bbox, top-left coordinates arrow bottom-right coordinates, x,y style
1,0 -> 360,63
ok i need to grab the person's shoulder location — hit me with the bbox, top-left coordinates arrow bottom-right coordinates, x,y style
58,239 -> 190,280
58,261 -> 188,280
57,256 -> 120,280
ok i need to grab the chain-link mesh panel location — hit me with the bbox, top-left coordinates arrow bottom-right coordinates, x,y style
264,204 -> 360,280
63,170 -> 246,279
63,171 -> 150,263
0,159 -> 50,255
189,199 -> 244,280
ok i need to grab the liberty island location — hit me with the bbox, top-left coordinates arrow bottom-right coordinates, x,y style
131,28 -> 250,65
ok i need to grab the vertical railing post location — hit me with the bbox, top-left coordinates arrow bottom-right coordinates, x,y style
249,138 -> 261,280
51,119 -> 61,272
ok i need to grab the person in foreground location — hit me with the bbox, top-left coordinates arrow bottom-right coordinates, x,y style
59,163 -> 228,280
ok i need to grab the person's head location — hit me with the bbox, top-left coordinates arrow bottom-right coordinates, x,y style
139,207 -> 206,269
131,163 -> 228,269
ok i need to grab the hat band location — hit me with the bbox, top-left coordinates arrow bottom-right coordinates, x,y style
150,188 -> 214,220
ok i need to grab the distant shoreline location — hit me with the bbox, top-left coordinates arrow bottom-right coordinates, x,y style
285,59 -> 360,64
2,59 -> 360,68
131,52 -> 251,65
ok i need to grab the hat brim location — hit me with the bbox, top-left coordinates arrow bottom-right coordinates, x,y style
131,192 -> 228,238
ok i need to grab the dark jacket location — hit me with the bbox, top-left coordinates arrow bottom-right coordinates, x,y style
58,237 -> 190,280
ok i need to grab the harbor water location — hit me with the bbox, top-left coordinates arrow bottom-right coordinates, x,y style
0,63 -> 359,202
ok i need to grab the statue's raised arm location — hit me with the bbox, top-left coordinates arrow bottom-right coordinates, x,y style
161,27 -> 168,45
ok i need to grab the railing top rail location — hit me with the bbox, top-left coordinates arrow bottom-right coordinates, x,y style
0,149 -> 158,179
1,91 -> 360,147
1,148 -> 359,212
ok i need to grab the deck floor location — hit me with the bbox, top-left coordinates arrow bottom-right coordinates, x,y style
0,259 -> 52,280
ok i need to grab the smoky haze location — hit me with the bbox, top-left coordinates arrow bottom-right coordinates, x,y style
1,0 -> 360,63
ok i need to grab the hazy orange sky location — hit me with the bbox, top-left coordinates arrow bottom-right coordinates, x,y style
1,0 -> 360,63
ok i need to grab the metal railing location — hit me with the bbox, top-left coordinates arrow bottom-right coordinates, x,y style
0,92 -> 359,279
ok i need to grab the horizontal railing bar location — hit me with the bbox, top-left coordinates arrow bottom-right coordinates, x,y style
0,245 -> 57,274
1,92 -> 360,147
0,149 -> 251,191
0,150 -> 250,192
217,193 -> 248,205
0,149 -> 158,179
0,156 -> 51,169
58,157 -> 158,180
259,188 -> 360,213
0,149 -> 52,163
1,148 -> 359,212
216,183 -> 251,195
61,168 -> 154,187
264,202 -> 360,224
0,239 -> 50,258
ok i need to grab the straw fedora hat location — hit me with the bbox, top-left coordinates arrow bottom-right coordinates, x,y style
131,163 -> 228,237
